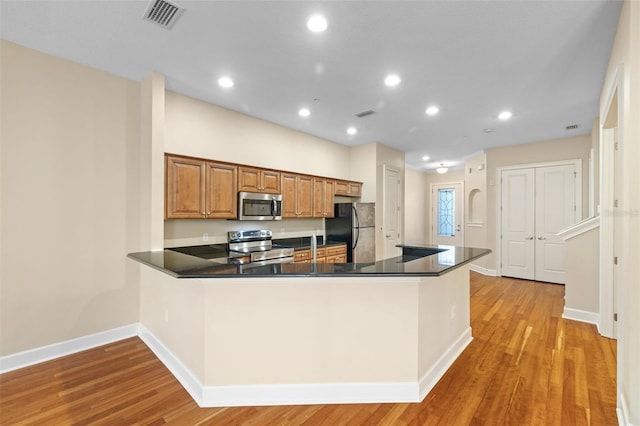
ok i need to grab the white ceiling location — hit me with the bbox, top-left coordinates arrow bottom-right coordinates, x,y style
1,0 -> 622,171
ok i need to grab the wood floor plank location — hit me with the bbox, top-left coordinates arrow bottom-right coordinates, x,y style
0,273 -> 617,425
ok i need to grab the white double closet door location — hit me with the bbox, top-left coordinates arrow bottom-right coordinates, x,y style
500,163 -> 580,284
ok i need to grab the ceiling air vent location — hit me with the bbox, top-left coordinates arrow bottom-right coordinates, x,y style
354,109 -> 376,118
143,0 -> 184,29
565,124 -> 580,130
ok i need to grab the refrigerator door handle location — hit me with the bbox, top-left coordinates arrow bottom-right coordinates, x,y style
353,205 -> 360,250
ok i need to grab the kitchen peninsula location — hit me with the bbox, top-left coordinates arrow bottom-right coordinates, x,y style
129,244 -> 489,407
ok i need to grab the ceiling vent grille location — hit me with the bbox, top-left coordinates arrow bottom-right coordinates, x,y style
143,0 -> 184,29
565,124 -> 580,130
354,109 -> 376,118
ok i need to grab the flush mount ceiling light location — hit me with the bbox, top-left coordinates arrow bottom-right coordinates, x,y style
307,15 -> 328,32
298,108 -> 311,117
498,111 -> 513,120
436,163 -> 448,174
347,127 -> 357,135
384,74 -> 401,87
425,106 -> 439,116
217,76 -> 234,88
422,155 -> 430,161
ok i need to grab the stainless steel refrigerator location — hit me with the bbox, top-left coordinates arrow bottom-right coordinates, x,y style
325,202 -> 376,263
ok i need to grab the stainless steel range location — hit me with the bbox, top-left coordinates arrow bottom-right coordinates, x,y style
228,230 -> 294,264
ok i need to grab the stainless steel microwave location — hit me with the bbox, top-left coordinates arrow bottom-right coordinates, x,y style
238,192 -> 283,221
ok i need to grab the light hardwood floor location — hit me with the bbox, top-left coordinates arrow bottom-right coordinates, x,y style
0,273 -> 617,425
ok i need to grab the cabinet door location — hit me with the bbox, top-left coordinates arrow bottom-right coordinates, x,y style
281,173 -> 297,218
323,180 -> 335,217
297,175 -> 314,217
313,178 -> 335,218
261,170 -> 281,194
347,182 -> 362,197
166,156 -> 205,219
294,249 -> 312,263
205,162 -> 237,218
238,166 -> 261,192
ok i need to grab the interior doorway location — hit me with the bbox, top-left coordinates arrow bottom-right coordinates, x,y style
499,161 -> 581,284
601,86 -> 620,339
430,182 -> 464,246
382,165 -> 401,260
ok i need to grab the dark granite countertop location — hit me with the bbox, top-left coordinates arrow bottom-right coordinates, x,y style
128,244 -> 490,278
166,238 -> 346,260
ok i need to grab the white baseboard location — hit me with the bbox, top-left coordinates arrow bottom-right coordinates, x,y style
562,307 -> 600,326
0,323 -> 139,374
418,327 -> 473,400
618,391 -> 636,426
1,324 -> 471,407
201,381 -> 419,407
469,264 -> 497,276
137,325 -> 205,406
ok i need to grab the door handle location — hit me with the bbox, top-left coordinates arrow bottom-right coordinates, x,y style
537,236 -> 546,240
456,224 -> 461,232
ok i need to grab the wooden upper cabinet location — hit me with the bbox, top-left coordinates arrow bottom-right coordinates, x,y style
165,154 -> 237,219
166,156 -> 206,219
282,173 -> 313,218
204,162 -> 237,218
238,166 -> 281,194
313,178 -> 335,218
335,180 -> 362,197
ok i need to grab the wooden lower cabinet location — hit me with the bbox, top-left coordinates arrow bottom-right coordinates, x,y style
293,244 -> 347,264
325,244 -> 347,263
165,155 -> 237,219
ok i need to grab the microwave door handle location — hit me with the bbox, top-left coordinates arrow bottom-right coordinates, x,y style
271,197 -> 276,220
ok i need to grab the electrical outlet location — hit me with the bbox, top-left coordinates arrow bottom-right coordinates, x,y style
202,233 -> 209,242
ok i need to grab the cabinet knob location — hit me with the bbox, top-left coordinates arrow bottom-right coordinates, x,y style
206,212 -> 211,215
201,212 -> 206,216
537,236 -> 547,240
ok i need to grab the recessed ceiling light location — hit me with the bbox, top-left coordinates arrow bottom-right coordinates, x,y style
422,155 -> 430,161
298,108 -> 310,117
425,106 -> 439,116
484,128 -> 494,133
217,76 -> 234,88
498,111 -> 513,120
307,15 -> 328,32
384,74 -> 401,87
347,127 -> 357,135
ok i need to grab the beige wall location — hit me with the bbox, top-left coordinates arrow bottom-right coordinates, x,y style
599,0 -> 640,422
163,91 -> 377,246
0,41 -> 142,355
138,265 -> 470,389
484,135 -> 592,270
564,227 -> 599,314
464,154 -> 489,269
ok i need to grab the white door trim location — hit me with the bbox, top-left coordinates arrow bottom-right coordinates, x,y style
599,64 -> 623,340
496,159 -> 583,278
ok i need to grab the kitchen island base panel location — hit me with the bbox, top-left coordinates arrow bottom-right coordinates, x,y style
138,264 -> 472,407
